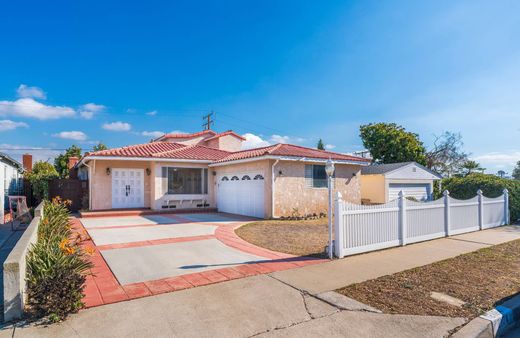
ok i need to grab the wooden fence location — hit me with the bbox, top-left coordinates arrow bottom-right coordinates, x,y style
48,179 -> 89,212
334,189 -> 509,258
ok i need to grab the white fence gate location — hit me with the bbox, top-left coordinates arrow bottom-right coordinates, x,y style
334,189 -> 509,258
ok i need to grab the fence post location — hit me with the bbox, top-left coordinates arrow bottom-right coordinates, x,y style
477,189 -> 483,230
334,192 -> 343,258
398,191 -> 407,246
444,190 -> 451,236
503,189 -> 509,225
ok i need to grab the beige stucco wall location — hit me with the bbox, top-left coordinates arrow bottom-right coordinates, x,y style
273,161 -> 361,217
212,160 -> 272,218
90,160 -> 153,210
360,174 -> 386,204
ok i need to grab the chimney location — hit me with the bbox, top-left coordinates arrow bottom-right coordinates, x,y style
67,156 -> 79,170
22,154 -> 32,172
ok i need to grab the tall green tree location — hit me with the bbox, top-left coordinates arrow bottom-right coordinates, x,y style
54,145 -> 82,178
25,161 -> 59,201
317,139 -> 325,150
461,160 -> 485,176
93,143 -> 108,152
512,161 -> 520,180
359,123 -> 427,165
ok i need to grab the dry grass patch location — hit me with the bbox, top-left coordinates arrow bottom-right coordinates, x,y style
235,219 -> 330,257
337,239 -> 520,319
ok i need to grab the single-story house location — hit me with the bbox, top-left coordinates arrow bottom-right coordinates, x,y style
1,153 -> 24,224
360,162 -> 442,204
76,129 -> 370,218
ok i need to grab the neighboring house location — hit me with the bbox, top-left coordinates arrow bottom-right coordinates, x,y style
0,153 -> 24,224
360,162 -> 442,204
76,129 -> 370,218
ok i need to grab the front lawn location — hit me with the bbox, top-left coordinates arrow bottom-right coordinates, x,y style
235,219 -> 330,257
337,239 -> 520,319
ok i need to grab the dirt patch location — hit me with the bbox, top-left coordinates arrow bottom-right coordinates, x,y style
235,219 -> 331,257
337,239 -> 520,319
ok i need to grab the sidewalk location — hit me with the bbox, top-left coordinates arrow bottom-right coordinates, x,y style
2,225 -> 519,337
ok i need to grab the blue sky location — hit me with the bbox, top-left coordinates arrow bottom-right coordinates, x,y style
0,0 -> 519,173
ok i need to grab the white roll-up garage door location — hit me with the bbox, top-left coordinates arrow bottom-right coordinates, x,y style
388,183 -> 431,201
217,173 -> 265,218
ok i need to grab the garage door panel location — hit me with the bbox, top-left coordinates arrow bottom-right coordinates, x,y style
217,173 -> 265,218
389,183 -> 431,201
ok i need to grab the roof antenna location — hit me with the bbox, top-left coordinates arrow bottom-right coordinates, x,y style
202,111 -> 215,130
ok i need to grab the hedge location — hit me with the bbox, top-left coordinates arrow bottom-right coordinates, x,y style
439,173 -> 519,223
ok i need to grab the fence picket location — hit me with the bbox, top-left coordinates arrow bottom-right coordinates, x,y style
334,190 -> 508,258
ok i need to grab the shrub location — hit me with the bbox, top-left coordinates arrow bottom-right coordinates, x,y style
26,198 -> 92,321
439,173 -> 520,222
25,161 -> 59,202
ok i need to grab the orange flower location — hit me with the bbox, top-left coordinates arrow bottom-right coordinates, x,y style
65,247 -> 75,255
59,238 -> 69,251
85,246 -> 96,256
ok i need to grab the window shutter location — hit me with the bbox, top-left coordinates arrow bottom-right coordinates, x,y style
304,165 -> 313,187
161,167 -> 168,195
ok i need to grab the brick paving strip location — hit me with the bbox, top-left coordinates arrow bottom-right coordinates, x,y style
71,216 -> 327,308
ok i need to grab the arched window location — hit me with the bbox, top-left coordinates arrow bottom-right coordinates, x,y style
242,175 -> 251,180
231,176 -> 239,181
254,174 -> 264,180
221,176 -> 229,181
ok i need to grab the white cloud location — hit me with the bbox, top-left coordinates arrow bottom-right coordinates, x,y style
79,103 -> 105,119
146,110 -> 157,116
142,131 -> 164,138
241,133 -> 271,149
472,150 -> 520,172
0,98 -> 75,120
52,131 -> 88,141
325,144 -> 336,150
102,121 -> 131,131
0,120 -> 28,131
269,134 -> 305,144
16,84 -> 46,99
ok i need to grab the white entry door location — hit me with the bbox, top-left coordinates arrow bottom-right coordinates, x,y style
217,173 -> 265,218
112,169 -> 145,209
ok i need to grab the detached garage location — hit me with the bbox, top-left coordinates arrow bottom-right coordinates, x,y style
360,162 -> 442,204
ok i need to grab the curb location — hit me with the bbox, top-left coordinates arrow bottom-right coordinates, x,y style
454,293 -> 520,337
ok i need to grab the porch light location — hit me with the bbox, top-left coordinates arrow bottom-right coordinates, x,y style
106,167 -> 111,176
325,159 -> 334,260
146,168 -> 151,176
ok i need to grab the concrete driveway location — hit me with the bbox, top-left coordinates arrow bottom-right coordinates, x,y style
77,213 -> 326,307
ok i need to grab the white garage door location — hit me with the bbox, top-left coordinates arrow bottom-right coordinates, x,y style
217,173 -> 265,218
388,183 -> 431,202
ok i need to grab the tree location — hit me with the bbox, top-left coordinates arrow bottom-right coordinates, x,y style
54,145 -> 82,178
93,143 -> 108,152
513,161 -> 520,180
25,161 -> 59,201
497,170 -> 506,178
461,160 -> 485,176
425,132 -> 468,177
317,139 -> 325,150
359,123 -> 427,165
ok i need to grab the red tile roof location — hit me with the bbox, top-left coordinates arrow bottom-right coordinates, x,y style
204,130 -> 246,141
155,130 -> 216,141
213,143 -> 371,164
85,142 -> 229,161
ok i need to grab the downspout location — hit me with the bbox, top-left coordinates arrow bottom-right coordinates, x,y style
271,159 -> 279,219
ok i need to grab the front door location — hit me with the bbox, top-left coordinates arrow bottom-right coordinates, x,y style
112,169 -> 145,209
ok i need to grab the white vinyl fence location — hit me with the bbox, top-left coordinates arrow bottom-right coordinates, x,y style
334,189 -> 509,258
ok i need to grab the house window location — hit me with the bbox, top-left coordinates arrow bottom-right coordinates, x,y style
221,176 -> 229,181
304,164 -> 330,188
163,167 -> 208,195
254,174 -> 264,180
231,176 -> 239,181
242,175 -> 251,180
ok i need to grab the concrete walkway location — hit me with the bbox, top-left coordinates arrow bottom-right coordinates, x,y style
2,225 -> 519,337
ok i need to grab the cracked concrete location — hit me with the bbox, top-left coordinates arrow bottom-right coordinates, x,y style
1,274 -> 464,338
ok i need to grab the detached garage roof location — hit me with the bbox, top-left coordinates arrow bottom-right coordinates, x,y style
361,162 -> 442,178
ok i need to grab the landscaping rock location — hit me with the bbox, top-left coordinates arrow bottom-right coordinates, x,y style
430,292 -> 466,307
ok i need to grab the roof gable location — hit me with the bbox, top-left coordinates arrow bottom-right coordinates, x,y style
204,130 -> 246,141
362,162 -> 442,179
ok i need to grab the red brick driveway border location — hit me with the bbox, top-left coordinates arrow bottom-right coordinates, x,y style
71,215 -> 328,308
